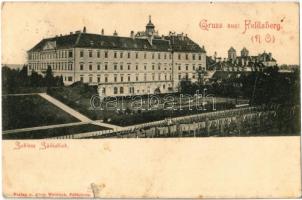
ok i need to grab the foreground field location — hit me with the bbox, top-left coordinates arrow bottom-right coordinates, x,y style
3,123 -> 110,139
48,85 -> 246,126
2,94 -> 79,130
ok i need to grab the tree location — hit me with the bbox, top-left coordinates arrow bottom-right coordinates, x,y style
45,65 -> 55,87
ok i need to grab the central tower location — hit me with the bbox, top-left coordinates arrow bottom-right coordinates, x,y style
145,15 -> 155,36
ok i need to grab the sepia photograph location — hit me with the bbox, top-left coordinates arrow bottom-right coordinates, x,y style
2,2 -> 301,198
2,3 -> 300,140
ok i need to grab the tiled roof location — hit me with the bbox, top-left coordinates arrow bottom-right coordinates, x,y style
212,71 -> 252,80
164,35 -> 205,53
29,32 -> 204,53
28,34 -> 79,52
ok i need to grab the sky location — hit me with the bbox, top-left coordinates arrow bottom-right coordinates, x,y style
2,2 -> 299,65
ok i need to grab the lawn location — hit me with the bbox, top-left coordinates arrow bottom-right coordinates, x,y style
2,95 -> 80,130
48,84 -> 241,126
3,123 -> 110,139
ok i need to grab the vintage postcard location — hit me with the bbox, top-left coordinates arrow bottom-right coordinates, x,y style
2,2 -> 301,198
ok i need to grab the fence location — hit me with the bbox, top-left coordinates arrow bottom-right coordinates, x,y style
51,105 -> 299,139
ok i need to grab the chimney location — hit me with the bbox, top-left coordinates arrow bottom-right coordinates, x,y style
268,53 -> 272,60
83,26 -> 86,33
101,28 -> 104,35
130,31 -> 135,39
113,30 -> 118,36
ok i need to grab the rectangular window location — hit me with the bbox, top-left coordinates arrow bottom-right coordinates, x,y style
178,65 -> 181,70
135,52 -> 138,59
97,76 -> 100,83
128,75 -> 131,82
97,51 -> 100,58
105,51 -> 108,58
158,53 -> 160,59
89,50 -> 92,57
68,50 -> 73,58
105,63 -> 108,70
192,54 -> 195,60
128,64 -> 130,70
152,64 -> 155,70
199,54 -> 202,60
89,76 -> 93,83
152,53 -> 154,59
144,64 -> 147,70
179,74 -> 181,80
121,76 -> 124,82
80,64 -> 84,70
80,51 -> 84,57
105,76 -> 108,82
193,65 -> 195,70
128,52 -> 130,58
89,64 -> 92,71
114,52 -> 117,58
136,65 -> 138,70
114,64 -> 117,70
158,74 -> 161,80
144,53 -> 147,59
185,54 -> 188,60
164,54 -> 167,59
136,76 -> 138,81
120,52 -> 123,58
80,76 -> 84,82
120,64 -> 123,70
97,64 -> 100,70
178,54 -> 181,60
186,65 -> 188,71
114,75 -> 117,82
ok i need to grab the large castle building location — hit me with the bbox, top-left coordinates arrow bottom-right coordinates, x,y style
27,16 -> 207,96
208,47 -> 277,72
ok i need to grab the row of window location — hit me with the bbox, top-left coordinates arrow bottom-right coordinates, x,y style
78,62 -> 205,71
79,62 -> 172,71
80,50 -> 203,60
29,50 -> 73,60
29,62 -> 73,71
64,76 -> 73,82
177,64 -> 206,71
80,73 -> 173,83
99,84 -> 168,95
29,49 -> 204,61
178,73 -> 196,80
